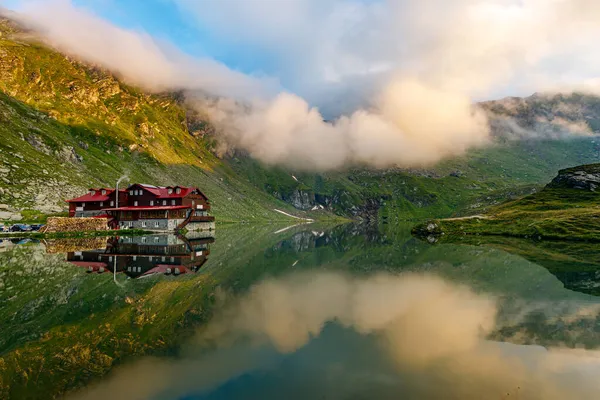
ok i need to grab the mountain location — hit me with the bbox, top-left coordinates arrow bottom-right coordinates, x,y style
413,163 -> 600,242
1,16 -> 599,223
0,17 -> 316,223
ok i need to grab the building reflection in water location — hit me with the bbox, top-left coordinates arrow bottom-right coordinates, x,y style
66,233 -> 214,279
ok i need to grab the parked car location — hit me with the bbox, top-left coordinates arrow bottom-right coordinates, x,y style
10,224 -> 31,232
30,224 -> 45,232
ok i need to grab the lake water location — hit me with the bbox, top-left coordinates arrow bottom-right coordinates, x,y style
2,223 -> 600,399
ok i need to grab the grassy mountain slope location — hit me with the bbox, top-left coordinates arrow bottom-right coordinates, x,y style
413,163 -> 600,241
227,135 -> 600,223
0,18 -> 320,223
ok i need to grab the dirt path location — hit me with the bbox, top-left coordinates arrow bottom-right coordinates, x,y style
443,215 -> 489,221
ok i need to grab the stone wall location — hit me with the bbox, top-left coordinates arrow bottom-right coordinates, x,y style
42,217 -> 108,233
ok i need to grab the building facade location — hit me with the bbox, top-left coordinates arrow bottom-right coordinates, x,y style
66,184 -> 215,231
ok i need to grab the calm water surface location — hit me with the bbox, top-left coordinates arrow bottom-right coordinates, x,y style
1,223 -> 600,399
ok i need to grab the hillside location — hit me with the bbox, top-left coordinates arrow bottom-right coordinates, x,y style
0,17 -> 318,223
1,16 -> 600,224
413,163 -> 600,241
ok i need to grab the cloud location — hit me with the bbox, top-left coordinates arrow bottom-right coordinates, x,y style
174,0 -> 600,102
6,0 -> 278,99
68,272 -> 600,400
5,0 -> 600,170
194,78 -> 489,170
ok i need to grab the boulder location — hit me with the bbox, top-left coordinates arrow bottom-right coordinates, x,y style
548,166 -> 600,191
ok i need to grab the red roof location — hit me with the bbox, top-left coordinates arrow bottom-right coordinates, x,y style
66,188 -> 125,203
131,184 -> 208,200
102,205 -> 190,211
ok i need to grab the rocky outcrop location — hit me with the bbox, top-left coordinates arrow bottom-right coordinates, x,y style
284,189 -> 315,211
547,164 -> 600,191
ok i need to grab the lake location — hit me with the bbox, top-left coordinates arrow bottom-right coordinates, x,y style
2,223 -> 600,399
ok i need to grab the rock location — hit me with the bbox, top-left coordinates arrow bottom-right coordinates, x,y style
26,134 -> 51,155
548,166 -> 600,191
0,204 -> 8,210
285,190 -> 315,211
411,220 -> 443,239
0,211 -> 21,221
56,146 -> 83,163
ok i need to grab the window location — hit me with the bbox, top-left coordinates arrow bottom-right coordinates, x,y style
101,190 -> 106,195
142,221 -> 147,228
90,190 -> 96,195
162,200 -> 167,206
109,256 -> 113,262
129,221 -> 133,228
150,201 -> 154,206
171,200 -> 176,206
100,202 -> 104,207
161,257 -> 166,262
149,256 -> 153,261
110,201 -> 114,207
129,190 -> 133,195
176,187 -> 181,194
154,236 -> 160,243
134,201 -> 138,206
133,256 -> 137,261
170,257 -> 175,262
168,188 -> 173,194
155,221 -> 160,228
141,237 -> 147,243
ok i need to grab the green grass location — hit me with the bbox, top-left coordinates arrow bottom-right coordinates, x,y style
413,181 -> 600,241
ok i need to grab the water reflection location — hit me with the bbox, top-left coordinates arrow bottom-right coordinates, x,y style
431,235 -> 600,297
3,223 -> 600,399
65,234 -> 214,279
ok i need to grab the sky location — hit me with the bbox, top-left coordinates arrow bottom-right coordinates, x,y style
3,0 -> 600,170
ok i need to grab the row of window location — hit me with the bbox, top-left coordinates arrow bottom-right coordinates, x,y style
98,255 -> 176,263
129,188 -> 182,196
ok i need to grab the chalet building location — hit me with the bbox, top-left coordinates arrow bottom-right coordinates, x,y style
67,234 -> 213,279
66,184 -> 215,232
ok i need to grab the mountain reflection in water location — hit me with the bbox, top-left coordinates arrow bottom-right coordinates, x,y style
2,223 -> 600,399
